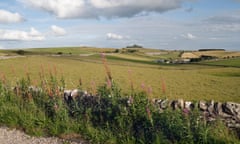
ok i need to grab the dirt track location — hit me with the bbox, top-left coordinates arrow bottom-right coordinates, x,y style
0,127 -> 83,144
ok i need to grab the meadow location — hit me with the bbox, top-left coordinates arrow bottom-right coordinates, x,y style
200,58 -> 240,67
0,47 -> 240,102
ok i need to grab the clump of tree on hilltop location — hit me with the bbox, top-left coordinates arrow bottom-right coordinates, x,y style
126,44 -> 143,48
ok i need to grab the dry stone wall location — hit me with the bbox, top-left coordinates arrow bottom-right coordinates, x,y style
152,99 -> 240,129
64,89 -> 240,131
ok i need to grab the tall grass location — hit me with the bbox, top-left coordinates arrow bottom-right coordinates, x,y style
0,56 -> 238,143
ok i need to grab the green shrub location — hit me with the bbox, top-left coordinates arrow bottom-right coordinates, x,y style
16,50 -> 25,55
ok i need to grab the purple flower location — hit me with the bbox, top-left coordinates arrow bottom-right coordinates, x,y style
146,106 -> 153,125
141,82 -> 145,90
182,108 -> 190,116
148,86 -> 152,95
107,78 -> 112,88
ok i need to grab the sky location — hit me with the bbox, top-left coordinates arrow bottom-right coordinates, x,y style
0,0 -> 240,50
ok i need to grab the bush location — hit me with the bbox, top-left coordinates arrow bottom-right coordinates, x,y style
16,50 -> 25,55
57,52 -> 63,55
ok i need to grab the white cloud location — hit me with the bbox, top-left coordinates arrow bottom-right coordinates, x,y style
208,37 -> 218,40
0,27 -> 45,41
209,24 -> 240,32
181,33 -> 196,40
107,33 -> 125,40
204,13 -> 240,32
20,0 -> 189,19
0,9 -> 25,23
205,15 -> 240,24
51,25 -> 66,36
29,27 -> 42,36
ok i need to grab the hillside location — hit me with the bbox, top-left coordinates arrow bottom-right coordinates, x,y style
0,47 -> 239,102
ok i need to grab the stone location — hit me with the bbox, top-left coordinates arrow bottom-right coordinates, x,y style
152,99 -> 162,105
184,101 -> 192,110
155,99 -> 164,110
199,100 -> 207,111
227,123 -> 240,129
207,117 -> 216,122
156,99 -> 162,104
167,100 -> 172,109
64,90 -> 72,102
207,100 -> 215,116
160,99 -> 168,109
223,102 -> 239,115
218,112 -> 232,119
151,98 -> 157,104
71,89 -> 80,98
214,102 -> 222,115
177,99 -> 184,109
170,100 -> 178,110
235,123 -> 240,128
223,102 -> 240,121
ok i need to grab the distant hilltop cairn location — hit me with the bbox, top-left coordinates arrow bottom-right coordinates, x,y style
198,49 -> 225,51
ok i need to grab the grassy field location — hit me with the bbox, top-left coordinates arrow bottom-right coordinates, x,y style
200,58 -> 240,67
0,47 -> 240,102
0,47 -> 116,56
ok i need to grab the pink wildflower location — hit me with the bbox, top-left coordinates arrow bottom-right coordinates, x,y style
129,96 -> 134,104
148,86 -> 152,95
146,107 -> 151,118
141,82 -> 145,90
107,78 -> 112,88
146,106 -> 153,125
48,88 -> 53,98
101,52 -> 112,80
182,108 -> 190,116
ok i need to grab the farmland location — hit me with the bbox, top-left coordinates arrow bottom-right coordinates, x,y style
0,47 -> 240,102
200,58 -> 240,67
0,47 -> 240,143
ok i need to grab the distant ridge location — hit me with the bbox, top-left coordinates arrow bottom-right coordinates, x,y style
198,49 -> 225,51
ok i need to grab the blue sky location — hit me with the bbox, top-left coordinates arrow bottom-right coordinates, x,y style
0,0 -> 240,50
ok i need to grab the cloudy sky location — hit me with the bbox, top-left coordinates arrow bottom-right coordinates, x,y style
0,0 -> 240,50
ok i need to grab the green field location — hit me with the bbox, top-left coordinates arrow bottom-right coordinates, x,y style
200,58 -> 240,67
0,47 -> 240,102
